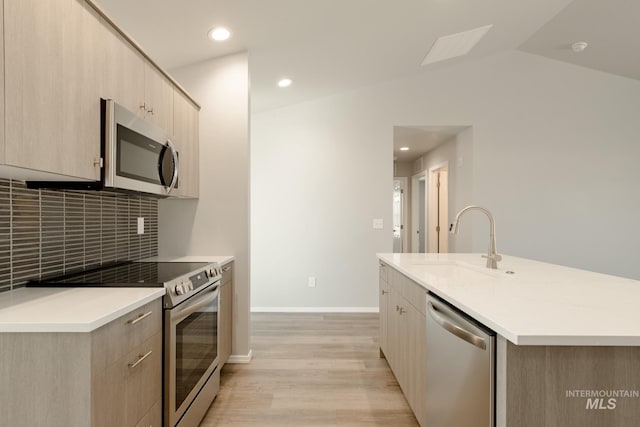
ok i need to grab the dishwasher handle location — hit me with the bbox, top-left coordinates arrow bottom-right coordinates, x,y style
427,301 -> 487,350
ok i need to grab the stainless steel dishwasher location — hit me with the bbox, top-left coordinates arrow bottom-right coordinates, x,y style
426,292 -> 495,427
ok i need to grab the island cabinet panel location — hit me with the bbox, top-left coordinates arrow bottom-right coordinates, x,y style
4,0 -> 103,180
496,336 -> 640,427
379,263 -> 427,426
219,262 -> 234,365
0,299 -> 162,427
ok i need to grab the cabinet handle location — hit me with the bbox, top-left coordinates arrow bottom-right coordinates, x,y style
128,350 -> 153,369
395,305 -> 400,312
398,307 -> 406,315
147,106 -> 155,115
381,290 -> 388,295
222,266 -> 231,272
139,102 -> 147,112
128,311 -> 153,325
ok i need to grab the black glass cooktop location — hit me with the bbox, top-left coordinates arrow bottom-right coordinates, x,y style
27,261 -> 211,287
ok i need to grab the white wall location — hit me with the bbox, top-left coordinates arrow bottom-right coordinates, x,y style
252,50 -> 640,309
158,52 -> 251,357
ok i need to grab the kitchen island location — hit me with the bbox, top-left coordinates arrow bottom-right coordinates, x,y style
378,253 -> 640,427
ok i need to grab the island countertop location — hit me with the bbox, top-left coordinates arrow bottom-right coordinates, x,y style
377,253 -> 640,346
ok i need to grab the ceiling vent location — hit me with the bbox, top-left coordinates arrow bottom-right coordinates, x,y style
422,24 -> 493,66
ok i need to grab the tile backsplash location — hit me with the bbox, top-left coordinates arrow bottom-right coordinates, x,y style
0,179 -> 158,292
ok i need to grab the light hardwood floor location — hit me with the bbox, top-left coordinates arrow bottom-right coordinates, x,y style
200,313 -> 419,426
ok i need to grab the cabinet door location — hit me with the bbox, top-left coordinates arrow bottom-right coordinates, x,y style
144,62 -> 174,135
219,264 -> 233,365
99,21 -> 145,117
173,91 -> 200,198
379,267 -> 389,356
386,287 -> 402,380
406,304 -> 427,426
4,0 -> 102,180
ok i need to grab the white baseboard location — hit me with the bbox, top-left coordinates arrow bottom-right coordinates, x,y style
251,307 -> 379,313
226,349 -> 253,364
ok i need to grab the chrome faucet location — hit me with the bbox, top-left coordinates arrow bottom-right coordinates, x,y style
450,205 -> 502,269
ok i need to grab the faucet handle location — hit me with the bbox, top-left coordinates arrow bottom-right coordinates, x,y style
482,254 -> 502,262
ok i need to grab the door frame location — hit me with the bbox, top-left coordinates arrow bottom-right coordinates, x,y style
411,171 -> 426,252
392,177 -> 409,253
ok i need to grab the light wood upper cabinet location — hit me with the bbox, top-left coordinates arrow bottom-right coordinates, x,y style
99,23 -> 146,117
1,0 -> 200,193
173,90 -> 200,198
144,62 -> 174,135
4,0 -> 103,180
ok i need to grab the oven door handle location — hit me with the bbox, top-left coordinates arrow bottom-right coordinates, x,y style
172,285 -> 219,324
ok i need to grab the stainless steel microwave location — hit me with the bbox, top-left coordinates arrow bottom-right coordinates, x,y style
102,98 -> 179,196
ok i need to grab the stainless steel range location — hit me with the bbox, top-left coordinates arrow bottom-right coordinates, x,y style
28,260 -> 223,427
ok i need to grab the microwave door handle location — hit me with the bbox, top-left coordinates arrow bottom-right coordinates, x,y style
166,139 -> 179,193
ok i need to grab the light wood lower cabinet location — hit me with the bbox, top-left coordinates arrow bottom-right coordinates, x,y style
219,262 -> 234,365
0,299 -> 162,427
379,262 -> 427,426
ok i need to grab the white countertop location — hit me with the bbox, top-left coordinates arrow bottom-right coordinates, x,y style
0,287 -> 165,333
141,255 -> 234,265
0,256 -> 233,333
377,253 -> 640,346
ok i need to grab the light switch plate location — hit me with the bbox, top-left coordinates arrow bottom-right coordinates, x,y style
137,217 -> 145,235
373,219 -> 384,229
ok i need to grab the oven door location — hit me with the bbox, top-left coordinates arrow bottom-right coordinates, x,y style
103,99 -> 179,196
165,284 -> 219,427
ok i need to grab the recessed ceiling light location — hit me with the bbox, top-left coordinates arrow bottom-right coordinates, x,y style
208,27 -> 231,41
571,41 -> 588,53
422,24 -> 493,66
277,78 -> 292,88
400,147 -> 410,151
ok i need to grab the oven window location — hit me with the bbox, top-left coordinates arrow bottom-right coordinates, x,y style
175,295 -> 218,408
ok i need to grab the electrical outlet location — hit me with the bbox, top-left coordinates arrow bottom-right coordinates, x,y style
308,276 -> 316,288
373,218 -> 384,229
137,217 -> 145,235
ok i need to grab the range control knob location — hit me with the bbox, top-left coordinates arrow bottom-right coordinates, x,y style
186,281 -> 194,291
175,284 -> 185,295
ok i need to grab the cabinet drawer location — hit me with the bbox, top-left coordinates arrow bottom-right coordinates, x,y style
124,332 -> 162,426
379,262 -> 389,284
403,280 -> 427,315
392,270 -> 427,315
92,331 -> 162,427
92,299 -> 162,371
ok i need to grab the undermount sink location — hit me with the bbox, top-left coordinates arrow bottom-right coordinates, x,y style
408,262 -> 511,278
